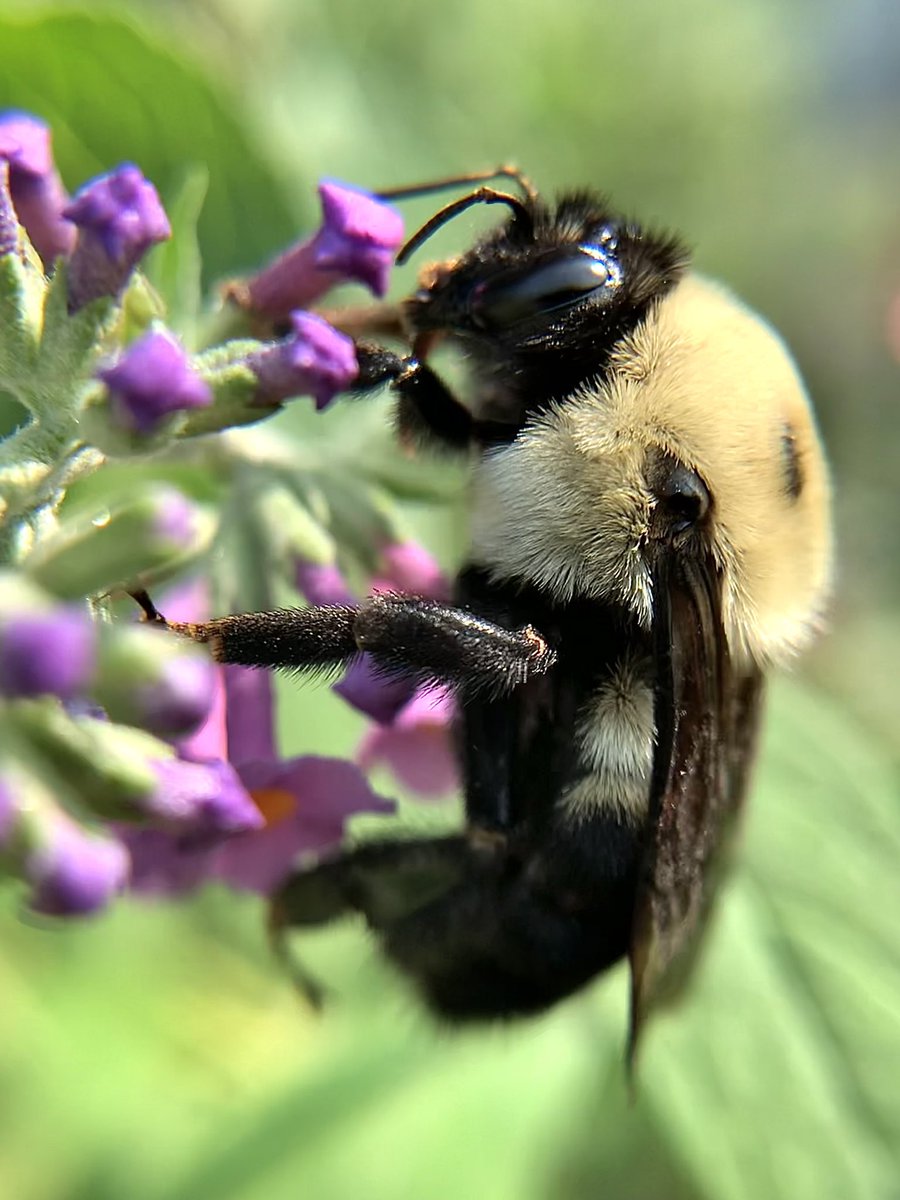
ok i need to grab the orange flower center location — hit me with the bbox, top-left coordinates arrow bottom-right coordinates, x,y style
250,787 -> 298,827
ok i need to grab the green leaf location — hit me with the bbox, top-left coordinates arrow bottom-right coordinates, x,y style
0,252 -> 42,391
160,1037 -> 435,1200
0,11 -> 303,284
32,263 -> 117,431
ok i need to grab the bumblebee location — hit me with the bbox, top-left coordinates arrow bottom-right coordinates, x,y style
146,168 -> 831,1060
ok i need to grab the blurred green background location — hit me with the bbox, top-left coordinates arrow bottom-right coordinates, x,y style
1,2 -> 898,1198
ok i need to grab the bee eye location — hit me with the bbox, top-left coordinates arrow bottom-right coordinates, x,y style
657,464 -> 711,535
470,246 -> 622,330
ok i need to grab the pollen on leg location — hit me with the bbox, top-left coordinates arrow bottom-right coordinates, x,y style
522,624 -> 553,663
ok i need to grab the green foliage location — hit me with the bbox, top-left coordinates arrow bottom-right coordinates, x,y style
0,2 -> 897,1199
0,9 -> 302,280
1,683 -> 896,1200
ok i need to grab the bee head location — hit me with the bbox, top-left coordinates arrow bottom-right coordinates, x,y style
470,274 -> 832,666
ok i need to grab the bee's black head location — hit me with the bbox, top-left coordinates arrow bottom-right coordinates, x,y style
399,184 -> 689,422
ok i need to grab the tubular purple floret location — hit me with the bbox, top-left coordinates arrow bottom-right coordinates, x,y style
243,180 -> 404,319
64,163 -> 171,309
247,310 -> 358,410
97,329 -> 212,433
0,110 -> 76,265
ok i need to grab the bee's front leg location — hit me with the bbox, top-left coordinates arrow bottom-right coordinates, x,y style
136,592 -> 555,695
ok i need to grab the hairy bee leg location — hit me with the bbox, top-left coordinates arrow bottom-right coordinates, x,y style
153,595 -> 555,694
353,593 -> 556,693
163,605 -> 358,671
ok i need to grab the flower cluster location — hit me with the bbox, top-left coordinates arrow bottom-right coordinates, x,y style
0,110 -> 458,919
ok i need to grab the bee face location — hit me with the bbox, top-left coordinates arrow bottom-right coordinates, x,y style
471,273 -> 832,666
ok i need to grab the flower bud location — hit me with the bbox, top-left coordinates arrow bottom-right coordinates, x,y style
0,607 -> 96,700
373,540 -> 450,600
0,111 -> 75,266
247,311 -> 357,410
24,486 -> 214,599
9,698 -> 261,836
64,164 -> 170,310
96,328 -> 211,435
93,623 -> 215,738
295,559 -> 355,607
242,180 -> 403,321
0,758 -> 128,917
147,757 -> 263,835
28,821 -> 129,916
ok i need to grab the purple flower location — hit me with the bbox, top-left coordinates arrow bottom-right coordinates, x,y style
372,540 -> 450,601
98,330 -> 211,433
124,581 -> 396,896
149,486 -> 205,546
120,827 -> 217,895
332,654 -> 418,724
145,756 -> 264,835
357,685 -> 459,798
0,608 -> 96,700
248,311 -> 358,411
294,559 -> 355,607
217,757 -> 394,892
134,656 -> 215,739
313,181 -> 404,296
28,818 -> 130,916
64,163 -> 170,309
244,180 -> 403,320
0,111 -> 75,266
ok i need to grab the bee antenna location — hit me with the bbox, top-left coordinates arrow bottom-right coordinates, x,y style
376,164 -> 538,203
396,187 -> 533,266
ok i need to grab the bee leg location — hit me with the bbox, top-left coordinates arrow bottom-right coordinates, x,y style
352,593 -> 556,693
274,835 -> 471,930
269,836 -> 475,1006
354,342 -> 474,451
153,594 -> 555,695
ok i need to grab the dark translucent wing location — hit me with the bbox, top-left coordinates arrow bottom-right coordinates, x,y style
628,557 -> 765,1066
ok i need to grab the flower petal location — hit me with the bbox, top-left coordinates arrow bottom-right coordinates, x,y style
333,654 -> 419,724
243,181 -> 403,319
357,686 -> 458,798
0,110 -> 75,265
372,540 -> 450,601
216,755 -> 395,893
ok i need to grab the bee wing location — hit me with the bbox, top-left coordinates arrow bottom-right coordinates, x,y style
628,555 -> 765,1067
